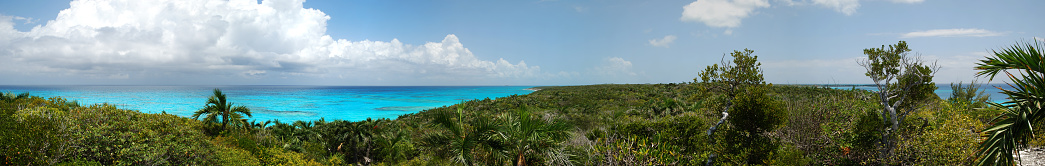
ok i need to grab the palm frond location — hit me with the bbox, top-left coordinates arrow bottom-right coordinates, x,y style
975,40 -> 1045,165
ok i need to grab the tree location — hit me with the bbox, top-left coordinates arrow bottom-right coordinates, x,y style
948,81 -> 990,109
856,41 -> 938,162
0,92 -> 29,101
192,88 -> 253,132
498,107 -> 570,166
975,40 -> 1045,165
697,49 -> 785,165
424,104 -> 505,166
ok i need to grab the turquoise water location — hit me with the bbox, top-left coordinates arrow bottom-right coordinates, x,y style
828,84 -> 1014,103
0,86 -> 536,122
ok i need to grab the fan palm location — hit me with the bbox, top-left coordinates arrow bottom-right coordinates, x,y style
425,105 -> 505,166
192,89 -> 252,132
975,40 -> 1045,165
499,107 -> 570,166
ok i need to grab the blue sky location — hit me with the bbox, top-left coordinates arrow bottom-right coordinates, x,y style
0,0 -> 1041,85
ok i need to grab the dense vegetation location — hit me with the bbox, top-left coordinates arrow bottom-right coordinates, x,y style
0,82 -> 1001,165
0,40 -> 1038,165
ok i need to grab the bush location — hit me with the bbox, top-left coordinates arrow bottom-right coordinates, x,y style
853,109 -> 883,151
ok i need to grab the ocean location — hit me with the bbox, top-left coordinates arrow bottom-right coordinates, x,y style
0,84 -> 1019,122
0,86 -> 537,122
827,83 -> 1015,103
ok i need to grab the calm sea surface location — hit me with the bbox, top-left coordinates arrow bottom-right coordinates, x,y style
0,84 -> 1019,122
0,86 -> 536,122
828,84 -> 1016,103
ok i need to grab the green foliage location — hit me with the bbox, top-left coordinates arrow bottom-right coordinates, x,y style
256,146 -> 322,166
0,91 -> 30,101
729,85 -> 786,135
948,81 -> 997,125
211,137 -> 262,165
893,100 -> 981,165
949,81 -> 990,108
770,85 -> 880,164
859,40 -> 939,163
592,135 -> 688,165
696,48 -> 788,165
862,41 -> 939,110
698,49 -> 764,86
421,105 -> 505,166
1,97 -> 218,165
975,40 -> 1045,165
499,107 -> 571,166
765,144 -> 810,166
192,88 -> 252,133
853,109 -> 884,150
0,75 -> 1000,165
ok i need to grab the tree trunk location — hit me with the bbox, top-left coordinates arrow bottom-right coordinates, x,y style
879,105 -> 899,164
516,150 -> 526,166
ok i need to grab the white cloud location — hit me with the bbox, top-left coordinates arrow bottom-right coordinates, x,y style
593,57 -> 637,77
648,35 -> 677,48
900,28 -> 1004,38
681,0 -> 770,28
812,0 -> 860,15
1034,37 -> 1044,42
0,0 -> 540,84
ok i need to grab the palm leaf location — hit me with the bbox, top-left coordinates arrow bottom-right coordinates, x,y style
975,40 -> 1045,165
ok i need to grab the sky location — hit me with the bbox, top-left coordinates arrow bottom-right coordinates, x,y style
0,0 -> 1041,86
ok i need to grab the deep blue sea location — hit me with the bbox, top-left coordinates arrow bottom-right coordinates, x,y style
0,86 -> 536,122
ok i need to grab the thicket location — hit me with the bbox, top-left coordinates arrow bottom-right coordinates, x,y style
0,81 -> 999,165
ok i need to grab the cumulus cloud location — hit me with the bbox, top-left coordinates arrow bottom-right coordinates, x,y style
593,57 -> 637,77
0,0 -> 540,84
648,35 -> 677,48
681,0 -> 770,28
900,28 -> 1004,38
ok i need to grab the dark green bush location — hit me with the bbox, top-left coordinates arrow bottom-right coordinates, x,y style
853,109 -> 884,151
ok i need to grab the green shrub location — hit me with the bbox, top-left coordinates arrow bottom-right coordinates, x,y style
257,147 -> 322,166
853,109 -> 883,151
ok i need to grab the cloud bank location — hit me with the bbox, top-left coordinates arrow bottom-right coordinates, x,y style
0,0 -> 540,84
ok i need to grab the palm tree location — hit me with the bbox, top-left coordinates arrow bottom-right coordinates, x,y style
499,107 -> 570,166
425,104 -> 505,166
975,40 -> 1045,165
192,88 -> 252,132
